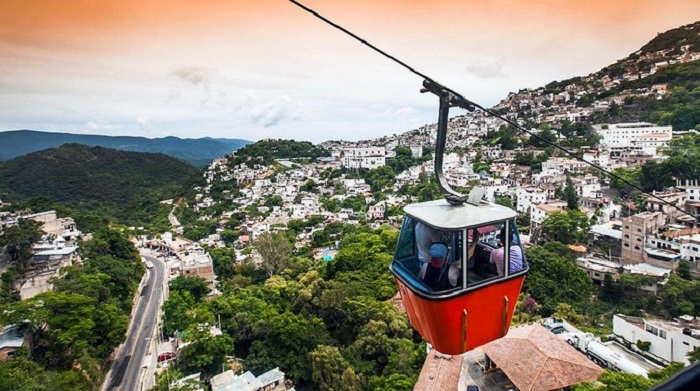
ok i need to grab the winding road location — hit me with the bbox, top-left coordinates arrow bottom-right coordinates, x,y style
103,252 -> 167,391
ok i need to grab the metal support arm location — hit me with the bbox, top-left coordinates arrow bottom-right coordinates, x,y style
421,80 -> 476,205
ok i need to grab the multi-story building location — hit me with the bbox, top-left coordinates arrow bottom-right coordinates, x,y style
595,122 -> 672,156
516,187 -> 547,213
621,212 -> 665,265
341,147 -> 386,169
642,190 -> 686,224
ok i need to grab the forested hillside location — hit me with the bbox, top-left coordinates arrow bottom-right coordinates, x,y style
229,139 -> 330,167
0,144 -> 200,229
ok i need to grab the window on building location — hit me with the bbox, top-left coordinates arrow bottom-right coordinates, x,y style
634,246 -> 640,250
646,324 -> 659,337
624,243 -> 630,247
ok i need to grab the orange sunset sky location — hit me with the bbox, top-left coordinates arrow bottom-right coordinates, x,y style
1,0 -> 700,142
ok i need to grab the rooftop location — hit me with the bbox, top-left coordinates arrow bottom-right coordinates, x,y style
481,324 -> 603,391
0,323 -> 29,350
415,349 -> 463,391
405,199 -> 516,230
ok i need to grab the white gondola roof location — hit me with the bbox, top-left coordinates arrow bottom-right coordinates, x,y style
404,199 -> 517,230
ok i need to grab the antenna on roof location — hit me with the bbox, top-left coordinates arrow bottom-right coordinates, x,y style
467,186 -> 487,206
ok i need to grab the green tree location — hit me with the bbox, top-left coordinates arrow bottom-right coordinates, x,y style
524,243 -> 594,315
688,345 -> 700,364
170,275 -> 210,301
310,345 -> 363,391
264,195 -> 284,207
541,210 -> 590,244
253,231 -> 293,277
0,358 -> 51,391
564,176 -> 579,210
573,370 -> 654,391
639,160 -> 672,192
0,218 -> 44,267
495,197 -> 514,209
178,334 -> 235,376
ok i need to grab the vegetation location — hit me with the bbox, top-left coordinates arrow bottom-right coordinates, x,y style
0,230 -> 144,391
540,210 -> 591,244
523,243 -> 595,316
0,144 -> 199,230
594,60 -> 700,130
609,134 -> 700,201
229,139 -> 330,167
161,227 -> 425,390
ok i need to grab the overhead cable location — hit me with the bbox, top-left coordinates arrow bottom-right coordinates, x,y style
288,0 -> 698,223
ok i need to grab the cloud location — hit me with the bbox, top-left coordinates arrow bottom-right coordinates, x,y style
85,120 -> 121,133
241,95 -> 302,128
465,58 -> 507,79
170,66 -> 219,87
168,65 -> 229,107
385,106 -> 414,116
135,115 -> 150,129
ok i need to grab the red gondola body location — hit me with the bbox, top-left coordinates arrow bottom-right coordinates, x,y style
389,199 -> 529,355
395,274 -> 525,355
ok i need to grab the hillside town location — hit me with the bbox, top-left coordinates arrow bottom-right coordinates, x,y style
2,18 -> 700,391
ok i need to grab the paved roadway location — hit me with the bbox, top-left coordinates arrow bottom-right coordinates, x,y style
103,253 -> 166,391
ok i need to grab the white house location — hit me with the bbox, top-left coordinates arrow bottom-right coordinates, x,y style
613,314 -> 700,365
516,187 -> 548,213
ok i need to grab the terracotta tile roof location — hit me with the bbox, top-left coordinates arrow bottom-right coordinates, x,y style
482,324 -> 603,391
414,350 -> 463,391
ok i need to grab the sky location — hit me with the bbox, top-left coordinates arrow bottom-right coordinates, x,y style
1,1 -> 700,143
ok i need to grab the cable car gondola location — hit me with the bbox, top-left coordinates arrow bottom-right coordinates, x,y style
389,81 -> 529,355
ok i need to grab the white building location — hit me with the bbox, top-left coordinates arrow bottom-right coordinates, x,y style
595,122 -> 672,156
541,158 -> 589,176
613,314 -> 700,365
573,175 -> 602,198
210,367 -> 287,391
516,187 -> 548,213
341,147 -> 386,169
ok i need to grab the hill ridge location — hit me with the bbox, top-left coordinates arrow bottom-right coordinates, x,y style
0,129 -> 252,166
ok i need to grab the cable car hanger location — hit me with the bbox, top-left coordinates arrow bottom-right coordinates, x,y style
421,80 -> 474,206
288,0 -> 699,223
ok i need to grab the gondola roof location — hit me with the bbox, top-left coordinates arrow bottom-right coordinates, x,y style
404,199 -> 517,230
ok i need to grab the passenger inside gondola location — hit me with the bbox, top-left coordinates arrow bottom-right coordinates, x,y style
393,217 -> 463,292
466,222 -> 505,285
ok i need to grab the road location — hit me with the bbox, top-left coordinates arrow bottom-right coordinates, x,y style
168,205 -> 181,228
103,253 -> 167,391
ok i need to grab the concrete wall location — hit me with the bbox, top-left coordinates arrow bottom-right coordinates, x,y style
613,315 -> 700,365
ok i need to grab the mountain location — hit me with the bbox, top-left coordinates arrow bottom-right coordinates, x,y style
0,130 -> 252,167
0,144 -> 199,213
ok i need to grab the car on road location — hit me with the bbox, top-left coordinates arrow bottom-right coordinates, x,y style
158,352 -> 176,362
549,325 -> 566,334
145,261 -> 154,269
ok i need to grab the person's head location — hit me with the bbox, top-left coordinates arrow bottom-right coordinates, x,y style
499,228 -> 507,245
429,243 -> 447,268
